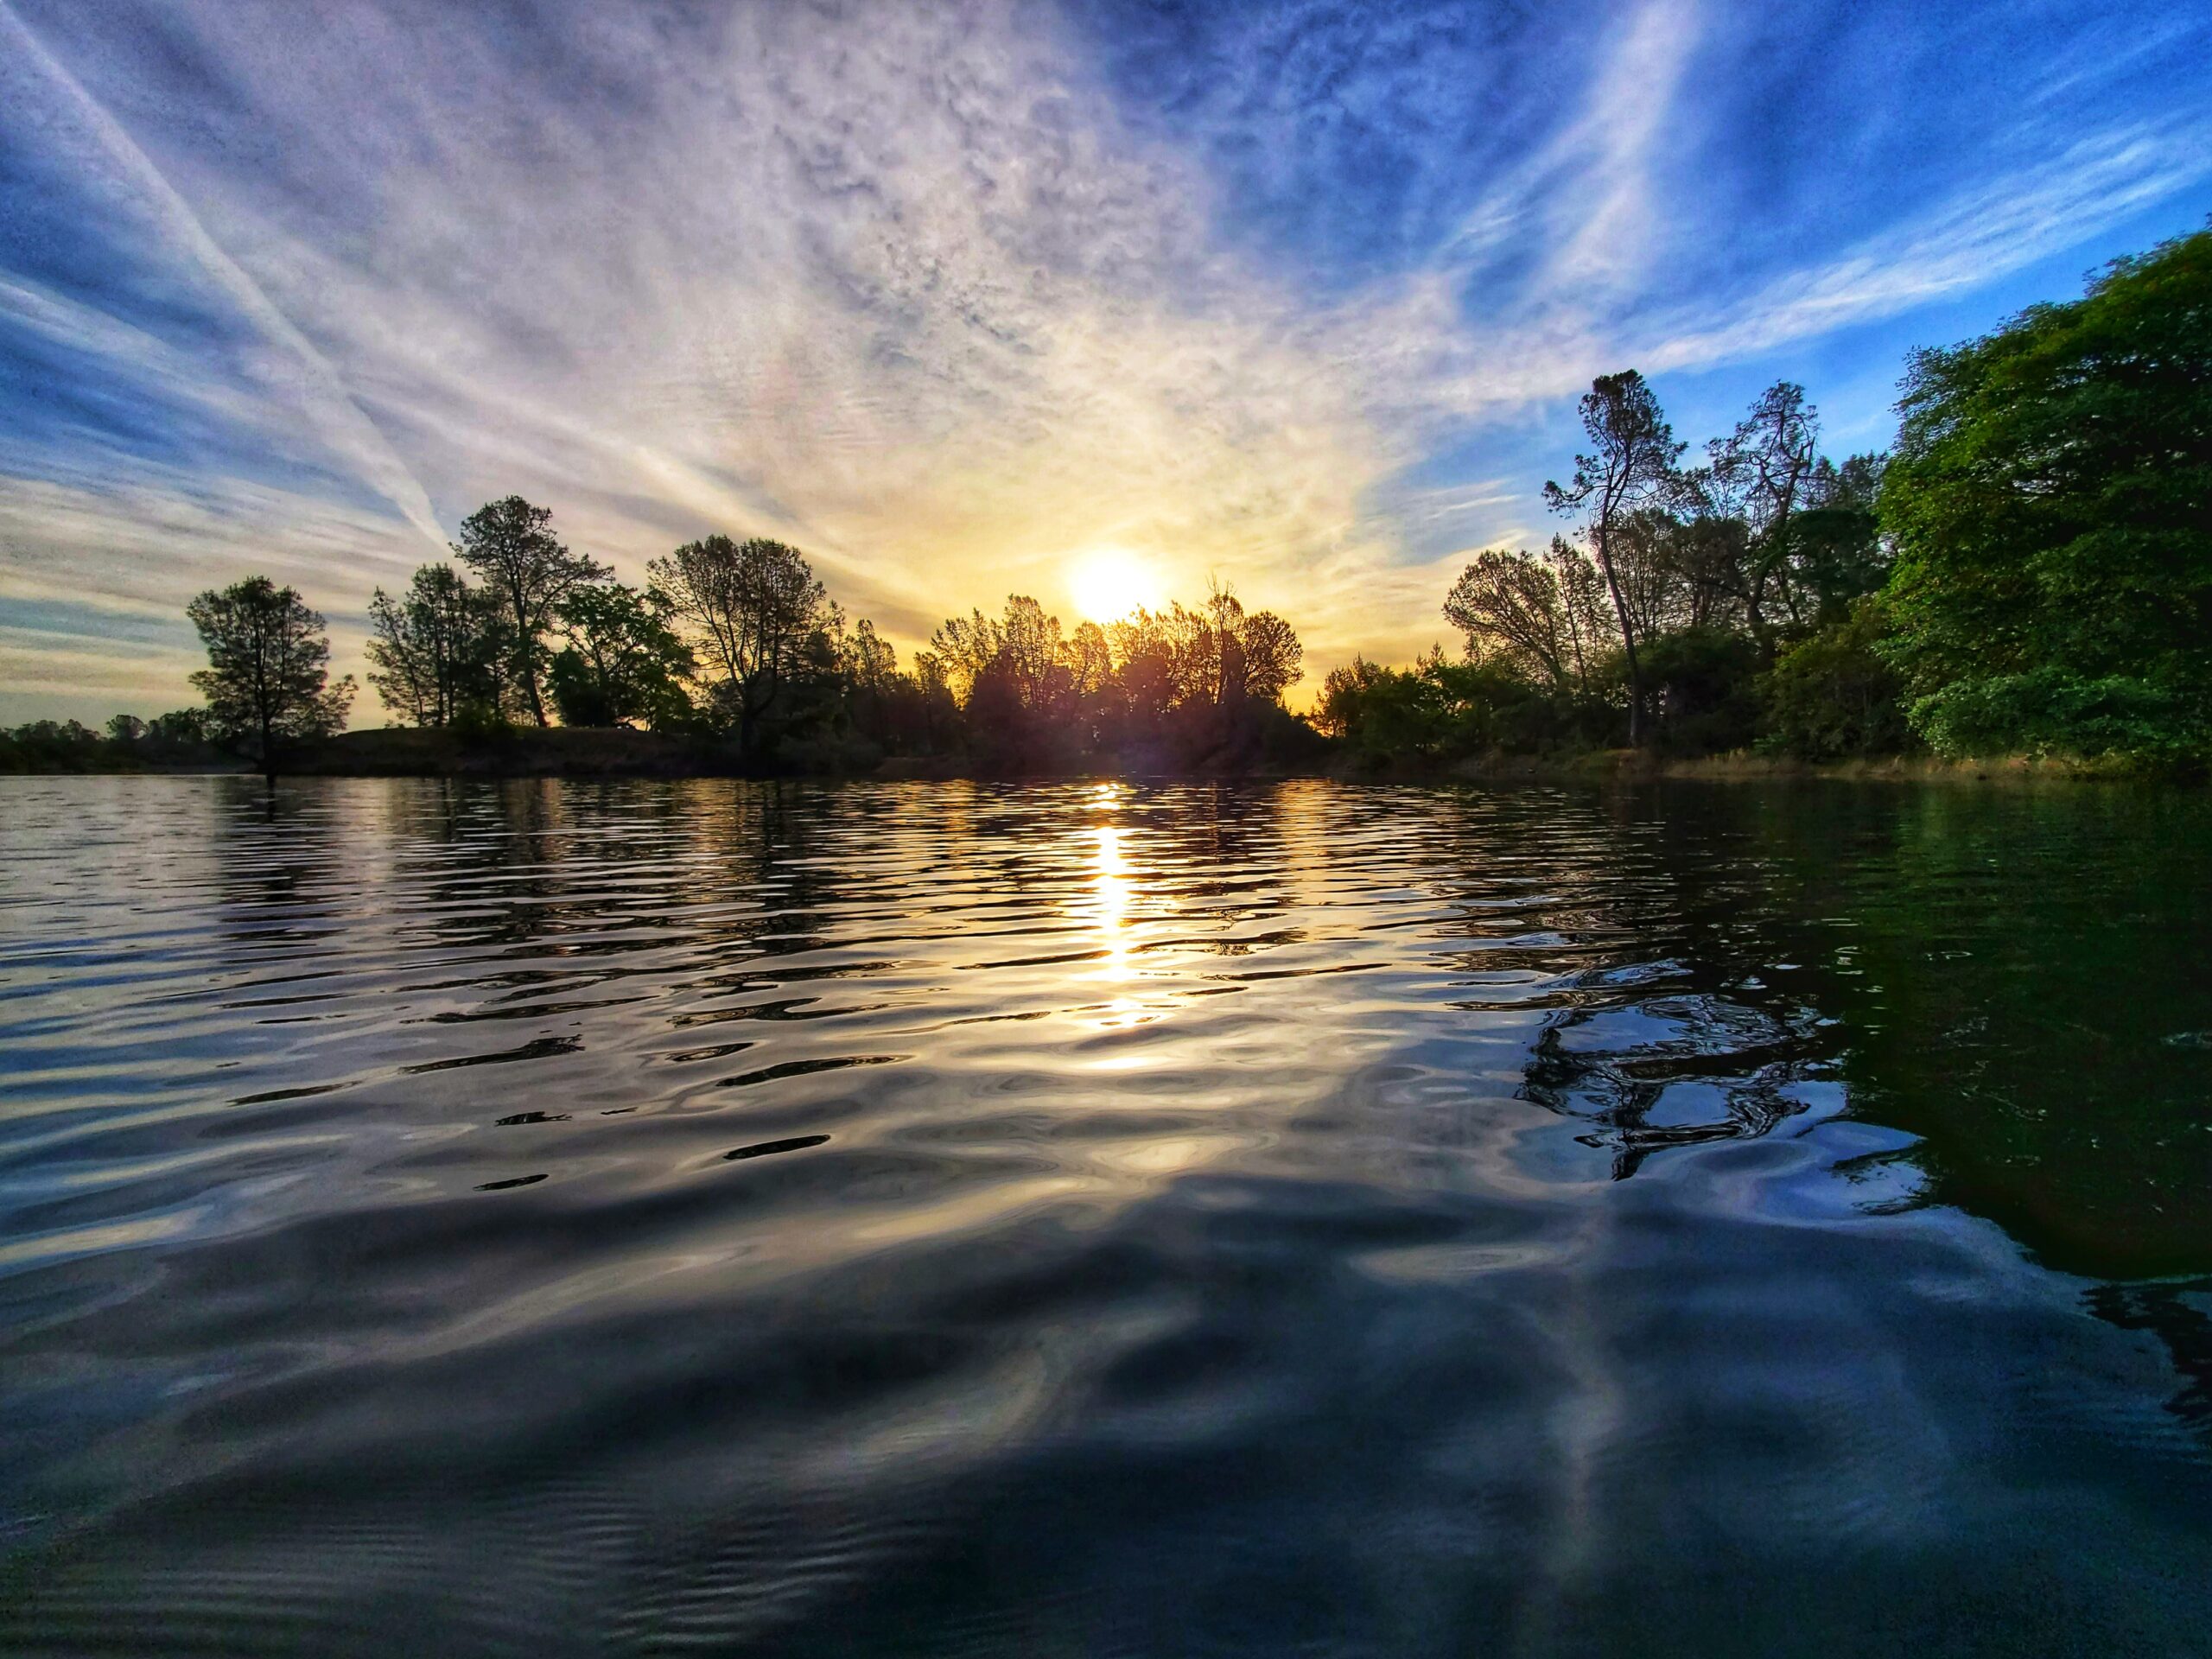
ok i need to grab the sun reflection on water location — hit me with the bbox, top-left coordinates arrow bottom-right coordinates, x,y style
1086,785 -> 1154,1032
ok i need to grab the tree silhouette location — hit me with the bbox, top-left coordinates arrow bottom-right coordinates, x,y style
450,497 -> 608,728
365,563 -> 507,728
649,535 -> 827,760
186,576 -> 354,782
1545,371 -> 1686,745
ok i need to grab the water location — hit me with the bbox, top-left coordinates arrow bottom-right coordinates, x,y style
2,776 -> 2209,1656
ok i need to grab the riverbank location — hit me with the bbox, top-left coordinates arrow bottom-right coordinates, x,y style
5,725 -> 2180,785
1423,748 -> 2167,785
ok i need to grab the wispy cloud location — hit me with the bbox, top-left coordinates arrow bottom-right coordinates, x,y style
0,0 -> 444,548
1,0 -> 2207,721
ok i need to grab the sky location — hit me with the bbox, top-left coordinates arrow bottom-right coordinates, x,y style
3,0 -> 2209,725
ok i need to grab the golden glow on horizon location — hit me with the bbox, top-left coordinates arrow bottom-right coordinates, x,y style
1068,547 -> 1166,624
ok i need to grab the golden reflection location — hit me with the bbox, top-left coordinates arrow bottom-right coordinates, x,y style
1085,785 -> 1155,1030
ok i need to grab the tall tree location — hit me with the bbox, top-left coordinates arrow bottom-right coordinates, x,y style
1881,230 -> 2212,761
449,497 -> 607,728
365,563 -> 505,728
1701,381 -> 1821,650
1544,537 -> 1611,696
1545,371 -> 1687,744
1229,606 -> 1303,705
1789,452 -> 1891,627
186,576 -> 355,782
649,535 -> 827,759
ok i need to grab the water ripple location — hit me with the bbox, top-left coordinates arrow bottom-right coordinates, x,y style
0,776 -> 2209,1656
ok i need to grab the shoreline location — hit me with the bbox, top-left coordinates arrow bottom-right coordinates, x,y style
2,728 -> 2179,787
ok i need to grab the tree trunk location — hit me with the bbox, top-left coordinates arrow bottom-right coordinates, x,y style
1593,539 -> 1644,747
512,581 -> 549,727
1620,630 -> 1644,747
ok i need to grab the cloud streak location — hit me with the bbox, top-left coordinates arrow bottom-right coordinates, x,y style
0,0 -> 444,549
1,0 -> 2208,721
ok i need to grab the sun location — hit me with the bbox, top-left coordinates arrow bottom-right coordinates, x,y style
1068,548 -> 1166,622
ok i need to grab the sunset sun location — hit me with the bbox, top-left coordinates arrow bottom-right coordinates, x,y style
1069,548 -> 1166,622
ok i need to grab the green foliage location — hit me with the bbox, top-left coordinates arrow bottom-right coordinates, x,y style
1317,651 -> 1576,764
1544,369 -> 1688,743
1758,600 -> 1912,760
547,582 -> 694,729
49,238 -> 2205,785
1784,454 -> 1890,627
1879,230 -> 2212,763
1639,626 -> 1762,754
1908,669 -> 2198,770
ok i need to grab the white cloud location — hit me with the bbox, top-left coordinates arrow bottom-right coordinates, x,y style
1,0 -> 2206,723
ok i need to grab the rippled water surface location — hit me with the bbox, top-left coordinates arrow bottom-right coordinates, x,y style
3,776 -> 2210,1656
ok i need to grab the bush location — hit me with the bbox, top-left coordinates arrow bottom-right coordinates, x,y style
1907,668 -> 2204,770
1640,626 -> 1761,754
1759,601 -> 1912,760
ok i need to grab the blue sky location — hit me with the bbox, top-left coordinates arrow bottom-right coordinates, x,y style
3,0 -> 2209,721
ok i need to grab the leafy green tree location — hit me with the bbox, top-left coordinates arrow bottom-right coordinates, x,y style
1637,625 -> 1761,753
547,582 -> 695,728
450,497 -> 608,728
1545,371 -> 1688,744
1788,452 -> 1890,627
1316,650 -> 1565,762
186,576 -> 354,781
1879,230 -> 2212,763
365,563 -> 507,728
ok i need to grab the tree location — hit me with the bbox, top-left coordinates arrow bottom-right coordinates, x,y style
1315,648 -> 1564,761
1444,550 -> 1575,689
1789,452 -> 1891,627
1880,230 -> 2212,763
1195,582 -> 1303,709
365,563 -> 505,728
1544,537 -> 1611,696
649,535 -> 827,760
1700,381 -> 1821,650
928,596 -> 1081,769
912,650 -> 957,752
1545,371 -> 1688,744
841,617 -> 902,746
449,497 -> 608,727
545,582 -> 693,728
1230,605 -> 1304,704
145,709 -> 211,758
186,576 -> 354,782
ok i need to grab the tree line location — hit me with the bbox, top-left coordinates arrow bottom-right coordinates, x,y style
359,497 -> 1314,773
1318,373 -> 1894,763
1319,227 -> 2209,772
43,496 -> 1315,779
8,227 -> 2203,779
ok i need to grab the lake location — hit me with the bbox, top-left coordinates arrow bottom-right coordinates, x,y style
3,776 -> 2209,1656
